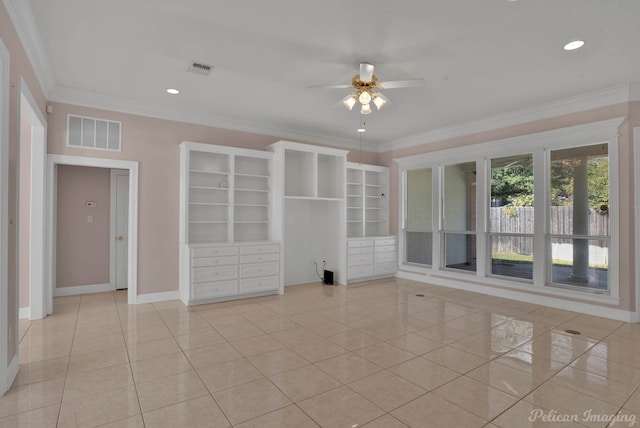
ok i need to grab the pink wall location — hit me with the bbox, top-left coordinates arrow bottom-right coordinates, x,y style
378,102 -> 638,312
1,1 -> 47,370
18,113 -> 30,308
56,165 -> 110,287
46,102 -> 379,295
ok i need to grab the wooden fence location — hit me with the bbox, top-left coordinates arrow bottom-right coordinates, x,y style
490,207 -> 609,256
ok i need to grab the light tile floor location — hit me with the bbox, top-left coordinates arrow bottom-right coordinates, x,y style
2,278 -> 640,427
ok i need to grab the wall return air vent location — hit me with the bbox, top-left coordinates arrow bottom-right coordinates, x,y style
67,114 -> 121,151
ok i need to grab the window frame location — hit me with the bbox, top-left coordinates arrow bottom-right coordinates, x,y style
396,118 -> 622,301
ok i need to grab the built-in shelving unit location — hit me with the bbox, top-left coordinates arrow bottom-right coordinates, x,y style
179,142 -> 281,305
268,141 -> 348,286
345,162 -> 396,283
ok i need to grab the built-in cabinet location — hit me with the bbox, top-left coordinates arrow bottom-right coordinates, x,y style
179,142 -> 281,305
268,141 -> 348,286
345,162 -> 396,283
180,141 -> 396,303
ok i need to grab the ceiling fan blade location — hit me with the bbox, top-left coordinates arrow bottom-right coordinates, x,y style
379,78 -> 425,89
359,62 -> 375,82
307,83 -> 353,89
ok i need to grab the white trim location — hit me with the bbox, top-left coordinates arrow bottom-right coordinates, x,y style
54,283 -> 111,297
135,291 -> 180,305
49,80 -> 640,154
18,307 -> 30,319
2,0 -> 55,96
4,355 -> 18,394
0,37 -> 11,397
381,83 -> 640,153
395,118 -> 626,169
46,155 -> 139,305
634,127 -> 640,322
20,78 -> 47,320
396,270 -> 634,322
49,85 -> 364,152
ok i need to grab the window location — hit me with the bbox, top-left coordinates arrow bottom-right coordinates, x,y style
404,168 -> 433,266
442,162 -> 476,272
397,117 -> 621,300
548,144 -> 609,292
489,154 -> 534,280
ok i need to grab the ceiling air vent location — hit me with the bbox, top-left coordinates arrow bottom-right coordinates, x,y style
188,61 -> 213,76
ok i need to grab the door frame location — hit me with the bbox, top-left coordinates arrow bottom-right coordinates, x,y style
0,37 -> 16,395
634,127 -> 640,322
20,77 -> 47,320
45,155 -> 139,306
110,169 -> 129,290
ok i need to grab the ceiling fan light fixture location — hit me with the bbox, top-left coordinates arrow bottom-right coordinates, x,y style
360,103 -> 372,115
342,94 -> 357,110
372,94 -> 387,110
358,90 -> 372,105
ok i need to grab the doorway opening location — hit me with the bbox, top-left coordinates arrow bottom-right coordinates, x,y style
43,155 -> 139,309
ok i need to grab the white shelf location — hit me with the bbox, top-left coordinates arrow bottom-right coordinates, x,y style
180,141 -> 280,306
346,163 -> 389,238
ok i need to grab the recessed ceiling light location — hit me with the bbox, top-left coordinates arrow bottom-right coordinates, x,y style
166,88 -> 180,95
564,40 -> 585,51
356,128 -> 366,133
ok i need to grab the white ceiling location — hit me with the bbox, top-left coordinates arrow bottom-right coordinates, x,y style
23,0 -> 640,150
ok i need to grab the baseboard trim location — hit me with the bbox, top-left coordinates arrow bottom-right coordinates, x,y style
395,271 -> 636,322
18,307 -> 30,319
135,291 -> 180,305
54,283 -> 112,297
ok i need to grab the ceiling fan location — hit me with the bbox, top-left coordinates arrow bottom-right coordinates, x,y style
309,62 -> 425,115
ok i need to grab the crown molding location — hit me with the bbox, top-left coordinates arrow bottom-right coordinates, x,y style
48,84 -> 364,152
3,0 -> 55,95
380,82 -> 640,153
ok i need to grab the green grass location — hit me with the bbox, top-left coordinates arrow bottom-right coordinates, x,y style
492,252 -> 608,269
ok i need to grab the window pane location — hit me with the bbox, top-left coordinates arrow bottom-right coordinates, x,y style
443,162 -> 476,231
444,232 -> 476,272
550,144 -> 609,235
405,231 -> 432,266
551,238 -> 608,291
406,168 -> 432,231
491,235 -> 533,280
490,154 -> 534,233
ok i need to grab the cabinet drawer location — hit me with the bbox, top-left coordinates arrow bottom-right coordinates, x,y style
375,245 -> 396,254
239,275 -> 279,294
239,262 -> 279,278
375,252 -> 396,263
192,247 -> 238,258
374,262 -> 396,275
375,238 -> 396,247
348,239 -> 373,248
348,246 -> 373,256
240,244 -> 279,255
348,254 -> 373,267
240,253 -> 279,264
192,280 -> 238,299
192,265 -> 237,283
192,255 -> 238,268
348,265 -> 373,279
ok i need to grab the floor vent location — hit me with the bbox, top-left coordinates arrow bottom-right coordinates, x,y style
67,114 -> 121,151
